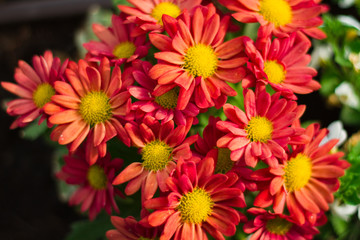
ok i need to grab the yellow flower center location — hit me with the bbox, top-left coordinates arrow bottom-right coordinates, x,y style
259,0 -> 293,27
264,60 -> 286,84
183,44 -> 218,79
138,237 -> 157,240
215,148 -> 234,174
245,116 -> 273,143
266,217 -> 293,235
79,91 -> 112,126
284,153 -> 312,192
32,83 -> 55,108
141,140 -> 173,171
151,2 -> 181,25
177,187 -> 213,224
154,87 -> 179,110
113,41 -> 136,59
87,165 -> 108,189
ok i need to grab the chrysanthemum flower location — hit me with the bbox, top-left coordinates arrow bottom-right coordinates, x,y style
106,212 -> 161,240
142,156 -> 246,240
149,4 -> 247,109
1,51 -> 68,129
216,88 -> 307,168
44,57 -> 131,165
194,116 -> 256,191
112,116 -> 197,201
218,0 -> 327,39
243,208 -> 320,239
83,15 -> 150,66
252,123 -> 350,225
242,33 -> 321,99
128,60 -> 200,125
118,0 -> 202,37
56,149 -> 123,220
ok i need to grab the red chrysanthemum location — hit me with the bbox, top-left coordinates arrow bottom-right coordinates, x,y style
112,116 -> 197,201
1,50 -> 68,129
83,15 -> 150,66
127,60 -> 200,125
56,148 -> 123,220
218,0 -> 327,39
243,208 -> 321,240
216,88 -> 307,168
118,0 -> 202,37
194,116 -> 256,192
44,57 -> 132,165
149,4 -> 247,110
242,33 -> 321,100
106,213 -> 160,240
142,156 -> 246,240
252,123 -> 350,225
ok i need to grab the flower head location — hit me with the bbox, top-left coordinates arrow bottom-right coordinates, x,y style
244,208 -> 320,240
127,60 -> 200,125
44,57 -> 132,165
218,0 -> 327,39
243,33 -> 320,99
112,116 -> 197,201
217,88 -> 307,168
118,0 -> 202,37
1,51 -> 68,129
142,156 -> 246,239
194,116 -> 257,191
56,148 -> 124,220
106,214 -> 160,240
253,123 -> 350,225
83,15 -> 150,66
149,4 -> 247,110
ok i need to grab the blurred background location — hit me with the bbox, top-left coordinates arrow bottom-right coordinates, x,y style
0,0 -> 360,240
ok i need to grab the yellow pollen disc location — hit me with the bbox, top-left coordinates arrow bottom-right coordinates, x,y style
87,165 -> 108,189
151,2 -> 181,25
264,60 -> 286,84
284,153 -> 312,192
266,217 -> 293,235
245,116 -> 273,143
183,44 -> 218,79
32,83 -> 55,108
154,87 -> 179,110
79,91 -> 112,126
215,148 -> 234,174
259,0 -> 293,27
113,41 -> 136,59
141,140 -> 173,171
177,187 -> 213,224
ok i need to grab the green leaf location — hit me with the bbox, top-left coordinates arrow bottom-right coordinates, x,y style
330,214 -> 349,237
66,213 -> 113,240
21,119 -> 48,140
340,106 -> 360,126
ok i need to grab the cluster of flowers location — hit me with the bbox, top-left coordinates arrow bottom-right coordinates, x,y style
1,0 -> 351,239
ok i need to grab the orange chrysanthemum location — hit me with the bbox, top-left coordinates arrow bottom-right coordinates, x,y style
118,0 -> 202,37
218,0 -> 327,39
252,123 -> 350,225
44,57 -> 131,165
1,51 -> 68,129
149,4 -> 247,110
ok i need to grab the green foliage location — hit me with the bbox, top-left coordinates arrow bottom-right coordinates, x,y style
65,213 -> 113,240
21,119 -> 48,140
336,143 -> 360,204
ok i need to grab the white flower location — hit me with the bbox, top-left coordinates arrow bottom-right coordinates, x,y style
349,52 -> 360,72
338,0 -> 355,8
310,43 -> 333,69
320,120 -> 347,147
331,199 -> 359,221
335,82 -> 360,109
